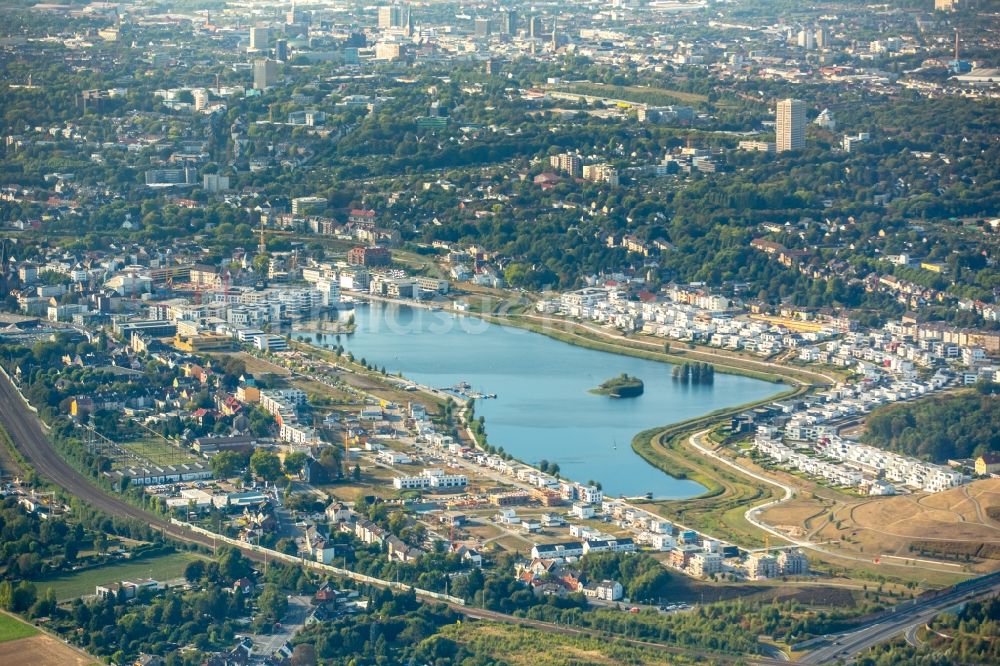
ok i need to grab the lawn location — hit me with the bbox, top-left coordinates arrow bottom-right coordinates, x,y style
439,621 -> 700,666
0,612 -> 39,643
119,437 -> 199,467
32,552 -> 206,601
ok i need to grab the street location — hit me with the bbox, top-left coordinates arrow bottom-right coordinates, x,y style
800,571 -> 1000,664
251,594 -> 313,657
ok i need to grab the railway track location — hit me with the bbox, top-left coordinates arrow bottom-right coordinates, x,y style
0,369 -> 789,665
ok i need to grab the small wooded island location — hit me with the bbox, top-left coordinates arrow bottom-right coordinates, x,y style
590,373 -> 645,398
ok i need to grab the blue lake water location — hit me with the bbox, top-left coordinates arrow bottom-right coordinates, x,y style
298,302 -> 780,499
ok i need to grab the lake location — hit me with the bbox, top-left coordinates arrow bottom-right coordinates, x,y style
298,302 -> 780,499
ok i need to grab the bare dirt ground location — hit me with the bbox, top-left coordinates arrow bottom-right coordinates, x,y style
762,479 -> 1000,573
0,634 -> 94,666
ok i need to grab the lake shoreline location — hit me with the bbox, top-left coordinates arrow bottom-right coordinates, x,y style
302,299 -> 785,499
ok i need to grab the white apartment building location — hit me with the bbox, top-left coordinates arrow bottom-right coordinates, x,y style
689,552 -> 723,577
392,468 -> 468,490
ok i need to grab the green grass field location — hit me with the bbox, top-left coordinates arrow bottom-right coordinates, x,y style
118,437 -> 199,467
0,612 -> 39,643
32,552 -> 206,601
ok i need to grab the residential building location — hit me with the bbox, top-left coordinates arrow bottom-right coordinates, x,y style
550,152 -> 582,178
976,453 -> 1000,476
689,552 -> 723,577
746,553 -> 779,579
531,541 -> 584,560
347,246 -> 391,267
203,174 -> 230,192
843,132 -> 870,152
253,59 -> 278,91
582,579 -> 623,601
777,549 -> 809,576
392,468 -> 468,490
291,196 -> 327,216
776,99 -> 806,153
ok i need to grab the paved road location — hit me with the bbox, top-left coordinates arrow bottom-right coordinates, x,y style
252,594 -> 313,656
799,572 -> 1000,664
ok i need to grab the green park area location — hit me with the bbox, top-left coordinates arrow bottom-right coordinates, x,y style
0,612 -> 39,643
32,552 -> 206,602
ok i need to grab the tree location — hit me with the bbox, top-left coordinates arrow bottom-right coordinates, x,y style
211,451 -> 244,479
10,581 -> 36,613
291,644 -> 318,666
352,464 -> 361,482
318,446 -> 342,479
257,584 -> 288,627
283,451 -> 309,478
250,449 -> 283,483
252,253 -> 270,276
218,547 -> 252,583
184,560 -> 206,583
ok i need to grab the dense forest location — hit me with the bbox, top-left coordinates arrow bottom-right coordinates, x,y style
863,389 -> 1000,463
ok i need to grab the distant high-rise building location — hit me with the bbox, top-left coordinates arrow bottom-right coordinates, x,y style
275,38 -> 288,61
378,5 -> 405,29
286,1 -> 307,25
500,10 -> 517,36
253,59 -> 279,90
249,26 -> 268,51
529,16 -> 543,38
797,29 -> 815,50
378,6 -> 392,28
814,27 -> 828,48
192,88 -> 209,111
203,173 -> 230,193
475,18 -> 491,37
776,98 -> 806,153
